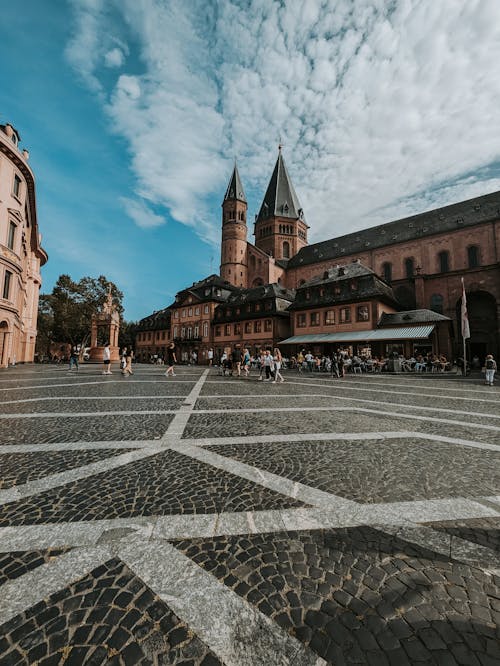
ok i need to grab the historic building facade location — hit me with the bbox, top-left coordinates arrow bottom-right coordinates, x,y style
138,148 -> 500,362
0,123 -> 47,367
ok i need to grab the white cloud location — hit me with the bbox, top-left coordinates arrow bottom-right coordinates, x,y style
104,47 -> 125,68
120,197 -> 165,229
67,0 -> 500,247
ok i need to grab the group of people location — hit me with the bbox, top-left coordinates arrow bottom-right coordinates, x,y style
218,347 -> 285,382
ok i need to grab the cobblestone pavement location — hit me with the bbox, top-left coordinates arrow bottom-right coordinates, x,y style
0,364 -> 499,665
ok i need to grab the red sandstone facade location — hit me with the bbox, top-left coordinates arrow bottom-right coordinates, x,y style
138,150 -> 500,362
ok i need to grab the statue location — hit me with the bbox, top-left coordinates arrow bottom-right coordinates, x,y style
88,285 -> 120,362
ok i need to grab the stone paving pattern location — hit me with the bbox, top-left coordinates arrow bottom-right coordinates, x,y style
0,414 -> 176,445
209,438 -> 500,503
427,517 -> 500,554
0,449 -> 133,489
0,549 -> 69,587
173,527 -> 500,665
0,450 -> 306,526
0,557 -> 222,665
0,365 -> 499,664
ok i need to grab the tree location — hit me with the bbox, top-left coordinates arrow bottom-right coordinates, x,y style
119,320 -> 138,350
38,275 -> 124,352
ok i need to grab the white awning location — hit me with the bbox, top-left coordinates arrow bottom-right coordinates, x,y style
279,325 -> 435,345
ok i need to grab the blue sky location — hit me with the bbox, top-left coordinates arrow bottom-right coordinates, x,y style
2,0 -> 500,321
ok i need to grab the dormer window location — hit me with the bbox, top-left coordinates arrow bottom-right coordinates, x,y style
338,267 -> 345,276
323,271 -> 329,280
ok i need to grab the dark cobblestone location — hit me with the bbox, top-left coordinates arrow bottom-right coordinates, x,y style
184,409 -> 500,444
0,398 -> 185,414
0,558 -> 222,665
0,549 -> 69,587
427,518 -> 500,553
0,449 -> 132,489
0,414 -> 175,444
207,438 -> 500,503
0,450 -> 306,525
173,527 -> 500,664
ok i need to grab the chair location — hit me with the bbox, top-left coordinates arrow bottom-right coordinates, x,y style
353,365 -> 362,374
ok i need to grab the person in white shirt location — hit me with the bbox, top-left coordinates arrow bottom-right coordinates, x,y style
102,343 -> 112,375
272,348 -> 285,383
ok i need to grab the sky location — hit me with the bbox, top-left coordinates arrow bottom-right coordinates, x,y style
1,0 -> 500,321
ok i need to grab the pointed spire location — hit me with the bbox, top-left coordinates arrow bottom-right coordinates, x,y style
223,163 -> 246,203
256,150 -> 303,222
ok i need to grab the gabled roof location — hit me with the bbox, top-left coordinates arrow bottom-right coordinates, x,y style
288,189 -> 500,268
378,309 -> 450,326
256,150 -> 304,222
226,283 -> 295,304
169,274 -> 240,308
137,307 -> 171,330
299,261 -> 379,287
224,164 -> 246,203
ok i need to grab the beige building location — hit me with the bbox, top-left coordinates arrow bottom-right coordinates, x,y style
0,123 -> 47,367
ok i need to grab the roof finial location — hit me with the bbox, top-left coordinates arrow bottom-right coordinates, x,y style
278,134 -> 283,153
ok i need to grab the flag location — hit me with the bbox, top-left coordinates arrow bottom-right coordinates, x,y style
461,278 -> 470,339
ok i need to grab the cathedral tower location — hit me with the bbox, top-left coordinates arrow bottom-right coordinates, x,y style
254,147 -> 308,260
220,164 -> 248,287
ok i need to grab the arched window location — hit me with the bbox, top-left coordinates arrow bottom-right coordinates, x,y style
382,262 -> 392,283
194,325 -> 199,338
430,294 -> 444,314
187,327 -> 192,339
283,241 -> 290,258
467,245 -> 479,269
438,250 -> 450,273
404,257 -> 414,279
203,322 -> 208,337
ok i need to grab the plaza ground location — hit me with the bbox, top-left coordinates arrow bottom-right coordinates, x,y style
0,364 -> 499,665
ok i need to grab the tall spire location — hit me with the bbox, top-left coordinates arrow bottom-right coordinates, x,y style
256,150 -> 303,222
223,163 -> 246,203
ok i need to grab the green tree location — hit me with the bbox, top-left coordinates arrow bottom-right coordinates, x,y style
119,320 -> 138,350
38,275 -> 124,352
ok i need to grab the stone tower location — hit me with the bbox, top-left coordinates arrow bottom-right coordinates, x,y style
254,147 -> 309,260
220,164 -> 248,288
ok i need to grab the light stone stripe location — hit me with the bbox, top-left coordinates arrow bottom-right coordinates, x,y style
0,446 -> 166,506
0,546 -> 112,626
335,376 -> 498,396
371,497 -> 500,524
161,370 -> 209,440
119,539 -> 326,666
191,431 -> 405,447
0,379 -> 196,393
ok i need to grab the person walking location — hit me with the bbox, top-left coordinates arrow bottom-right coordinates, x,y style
257,349 -> 265,381
123,347 -> 134,376
484,354 -> 497,386
165,342 -> 177,377
68,346 -> 79,371
231,346 -> 242,377
263,349 -> 274,381
242,348 -> 251,377
208,348 -> 214,366
272,348 -> 285,383
102,342 -> 112,375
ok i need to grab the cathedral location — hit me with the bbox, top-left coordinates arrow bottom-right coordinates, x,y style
136,149 -> 500,364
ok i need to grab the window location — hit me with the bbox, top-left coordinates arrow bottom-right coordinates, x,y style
187,327 -> 193,339
382,262 -> 392,283
404,257 -> 414,279
234,323 -> 241,335
430,294 -> 444,314
194,325 -> 199,338
467,245 -> 479,269
340,307 -> 351,323
265,301 -> 272,311
7,222 -> 16,250
245,322 -> 252,334
297,313 -> 306,328
203,322 -> 208,337
255,303 -> 261,312
356,305 -> 369,321
182,309 -> 186,317
215,326 -> 221,336
204,305 -> 209,314
305,290 -> 311,300
225,324 -> 231,336
254,320 -> 262,333
174,311 -> 179,319
264,319 -> 272,332
438,250 -> 450,273
195,306 -> 200,315
188,307 -> 193,316
13,175 -> 21,198
162,331 -> 166,340
324,310 -> 335,325
173,326 -> 178,337
181,327 -> 185,338
283,241 -> 290,258
310,312 -> 320,326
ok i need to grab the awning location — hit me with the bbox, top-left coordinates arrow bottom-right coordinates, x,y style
279,325 -> 435,345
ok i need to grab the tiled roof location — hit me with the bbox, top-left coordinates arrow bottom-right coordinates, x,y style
224,164 -> 246,203
378,309 -> 450,326
256,150 -> 305,223
288,189 -> 500,268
